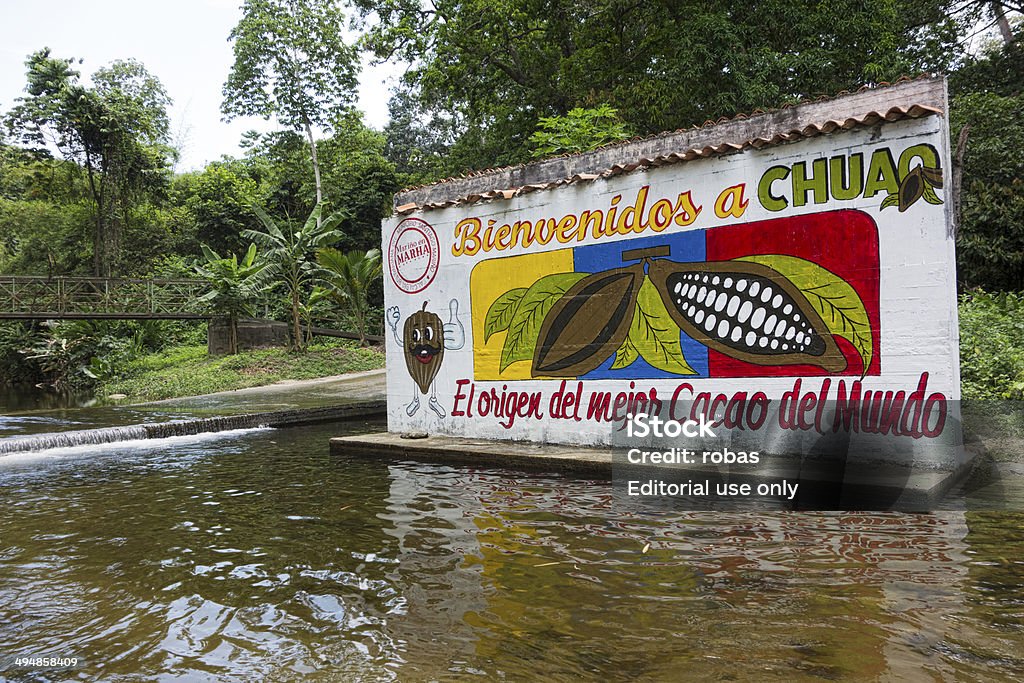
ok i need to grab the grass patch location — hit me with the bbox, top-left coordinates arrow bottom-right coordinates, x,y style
97,341 -> 385,402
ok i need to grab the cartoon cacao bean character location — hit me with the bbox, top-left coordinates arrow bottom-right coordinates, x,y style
647,259 -> 848,372
387,299 -> 465,418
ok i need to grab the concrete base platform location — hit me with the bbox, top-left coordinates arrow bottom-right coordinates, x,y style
330,431 -> 976,509
331,431 -> 615,475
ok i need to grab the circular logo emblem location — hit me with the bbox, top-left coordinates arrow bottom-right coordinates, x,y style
388,217 -> 440,294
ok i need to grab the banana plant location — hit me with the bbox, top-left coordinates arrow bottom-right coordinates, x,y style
314,247 -> 383,346
193,243 -> 274,355
243,203 -> 346,351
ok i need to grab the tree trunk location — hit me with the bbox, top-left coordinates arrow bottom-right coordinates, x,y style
92,168 -> 119,277
291,287 -> 303,352
84,159 -> 107,277
305,121 -> 323,227
992,1 -> 1014,45
952,125 -> 970,240
356,307 -> 367,346
229,314 -> 239,355
92,196 -> 106,277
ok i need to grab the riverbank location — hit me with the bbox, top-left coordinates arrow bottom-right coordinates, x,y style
95,341 -> 385,403
2,368 -> 387,438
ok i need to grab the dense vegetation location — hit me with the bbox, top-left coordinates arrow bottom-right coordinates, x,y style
0,0 -> 1022,399
959,291 -> 1024,400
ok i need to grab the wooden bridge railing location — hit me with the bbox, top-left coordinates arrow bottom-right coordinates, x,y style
0,276 -> 211,319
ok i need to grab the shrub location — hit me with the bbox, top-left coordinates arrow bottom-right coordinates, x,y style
959,290 -> 1024,400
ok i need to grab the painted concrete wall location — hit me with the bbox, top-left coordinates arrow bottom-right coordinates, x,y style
381,114 -> 958,453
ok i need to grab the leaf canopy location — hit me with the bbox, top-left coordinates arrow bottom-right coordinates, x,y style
222,0 -> 360,132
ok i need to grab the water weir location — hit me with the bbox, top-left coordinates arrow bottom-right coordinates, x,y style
0,401 -> 385,456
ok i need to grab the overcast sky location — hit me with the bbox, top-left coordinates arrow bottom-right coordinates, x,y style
0,0 -> 402,171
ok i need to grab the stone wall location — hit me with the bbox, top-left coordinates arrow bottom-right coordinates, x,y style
207,318 -> 290,355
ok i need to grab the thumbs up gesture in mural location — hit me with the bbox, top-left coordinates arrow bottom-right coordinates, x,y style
443,298 -> 465,350
386,306 -> 402,344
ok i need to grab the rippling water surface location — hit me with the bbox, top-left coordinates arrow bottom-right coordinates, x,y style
1,420 -> 1023,681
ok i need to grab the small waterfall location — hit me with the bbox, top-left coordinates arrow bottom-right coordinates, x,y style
0,400 -> 385,456
0,424 -> 150,455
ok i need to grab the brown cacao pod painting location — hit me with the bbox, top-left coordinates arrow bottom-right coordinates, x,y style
532,264 -> 643,377
484,252 -> 872,378
880,163 -> 943,212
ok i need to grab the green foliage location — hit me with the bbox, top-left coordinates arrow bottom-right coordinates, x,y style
222,0 -> 359,131
172,160 -> 263,257
194,243 -> 276,354
239,118 -> 398,251
382,85 -> 457,185
4,49 -> 173,276
951,91 -> 1024,291
195,243 -> 273,318
959,290 -> 1024,400
950,24 -> 1024,98
239,130 -> 315,222
0,145 -> 94,276
315,113 -> 401,250
243,203 -> 345,350
16,320 -> 148,391
0,196 -> 93,274
529,105 -> 632,158
314,247 -> 383,344
359,0 -> 968,173
0,322 -> 45,384
96,342 -> 385,402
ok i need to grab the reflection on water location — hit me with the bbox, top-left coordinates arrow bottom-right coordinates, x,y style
0,421 -> 1022,681
0,383 -> 91,412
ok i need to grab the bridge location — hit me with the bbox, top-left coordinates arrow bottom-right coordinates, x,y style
0,275 -> 382,342
0,276 -> 210,320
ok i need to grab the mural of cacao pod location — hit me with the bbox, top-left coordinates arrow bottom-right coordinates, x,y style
532,263 -> 644,377
648,259 -> 847,372
403,302 -> 444,393
898,167 -> 925,212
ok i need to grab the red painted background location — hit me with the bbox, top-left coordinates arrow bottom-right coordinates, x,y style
705,209 -> 881,377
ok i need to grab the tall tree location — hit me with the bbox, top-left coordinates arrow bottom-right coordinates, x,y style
357,0 -> 969,173
4,49 -> 172,276
222,0 -> 360,221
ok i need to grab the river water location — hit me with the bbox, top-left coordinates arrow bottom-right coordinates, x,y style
1,396 -> 1023,680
